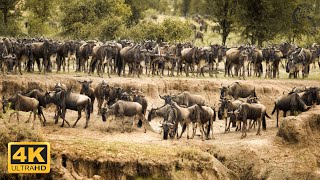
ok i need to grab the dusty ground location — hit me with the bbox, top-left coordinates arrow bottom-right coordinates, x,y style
1,71 -> 320,179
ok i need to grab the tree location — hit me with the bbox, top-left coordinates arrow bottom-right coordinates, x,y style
202,0 -> 235,45
124,0 -> 158,26
60,0 -> 131,39
0,0 -> 20,29
235,0 -> 299,47
182,0 -> 191,17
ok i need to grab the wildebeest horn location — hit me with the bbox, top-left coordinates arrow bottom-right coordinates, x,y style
1,53 -> 5,58
159,94 -> 164,99
12,53 -> 16,59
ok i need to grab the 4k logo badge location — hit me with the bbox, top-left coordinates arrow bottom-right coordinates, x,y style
8,142 -> 50,173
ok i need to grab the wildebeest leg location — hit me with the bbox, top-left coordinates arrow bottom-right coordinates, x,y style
256,117 -> 261,135
72,110 -> 82,128
200,123 -> 205,141
60,108 -> 70,127
241,118 -> 247,139
97,99 -> 103,115
186,122 -> 190,139
139,114 -> 147,133
276,109 -> 279,127
131,115 -> 137,132
25,111 -> 33,123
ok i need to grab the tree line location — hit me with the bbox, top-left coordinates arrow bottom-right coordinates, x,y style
0,0 -> 319,46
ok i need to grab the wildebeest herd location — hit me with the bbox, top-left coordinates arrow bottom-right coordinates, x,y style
1,37 -> 320,79
2,80 -> 320,140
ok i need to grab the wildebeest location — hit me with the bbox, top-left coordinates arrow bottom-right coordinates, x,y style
171,91 -> 205,107
235,103 -> 269,138
1,53 -> 16,75
78,80 -> 95,113
220,82 -> 256,100
193,105 -> 216,140
101,100 -> 149,133
271,92 -> 311,127
225,46 -> 249,78
218,98 -> 244,133
2,94 -> 45,128
179,47 -> 201,77
286,48 -> 312,78
297,87 -> 319,106
94,80 -> 109,115
147,104 -> 172,123
23,89 -> 48,123
169,101 -> 199,139
131,89 -> 148,115
31,40 -> 55,73
44,89 -> 91,128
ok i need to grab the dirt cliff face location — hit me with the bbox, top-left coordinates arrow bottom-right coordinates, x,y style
1,74 -> 320,179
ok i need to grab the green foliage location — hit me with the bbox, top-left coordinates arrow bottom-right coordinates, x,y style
60,0 -> 131,39
202,0 -> 235,45
125,0 -> 159,26
234,0 -> 300,46
118,18 -> 192,42
0,0 -> 22,36
162,19 -> 193,41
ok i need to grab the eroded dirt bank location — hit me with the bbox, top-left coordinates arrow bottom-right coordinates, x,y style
1,74 -> 320,179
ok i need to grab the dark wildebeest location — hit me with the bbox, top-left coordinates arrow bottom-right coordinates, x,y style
23,89 -> 48,124
13,43 -> 33,75
31,40 -> 55,73
171,91 -> 205,107
2,94 -> 45,128
225,46 -> 250,78
44,89 -> 91,128
169,101 -> 199,139
286,48 -> 312,78
89,45 -> 108,77
297,87 -> 319,106
235,103 -> 269,139
147,104 -> 172,123
78,80 -> 95,113
1,53 -> 16,75
271,92 -> 311,127
193,105 -> 216,140
179,47 -> 201,77
218,98 -> 244,133
77,42 -> 96,72
119,44 -> 143,77
94,80 -> 109,115
220,82 -> 256,100
101,100 -> 149,133
131,89 -> 148,116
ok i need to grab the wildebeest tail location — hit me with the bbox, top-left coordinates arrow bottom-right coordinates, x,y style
271,102 -> 276,115
262,112 -> 267,130
253,88 -> 257,97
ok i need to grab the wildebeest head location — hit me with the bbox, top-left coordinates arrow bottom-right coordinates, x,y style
159,94 -> 172,105
220,84 -> 230,99
147,108 -> 156,122
78,80 -> 93,94
101,107 -> 109,122
218,98 -> 230,120
171,92 -> 187,105
161,122 -> 174,140
246,97 -> 260,104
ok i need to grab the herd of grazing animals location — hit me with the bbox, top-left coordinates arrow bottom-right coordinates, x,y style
2,79 -> 320,140
1,37 -> 320,79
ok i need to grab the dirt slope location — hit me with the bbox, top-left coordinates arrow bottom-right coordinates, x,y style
1,74 -> 320,179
